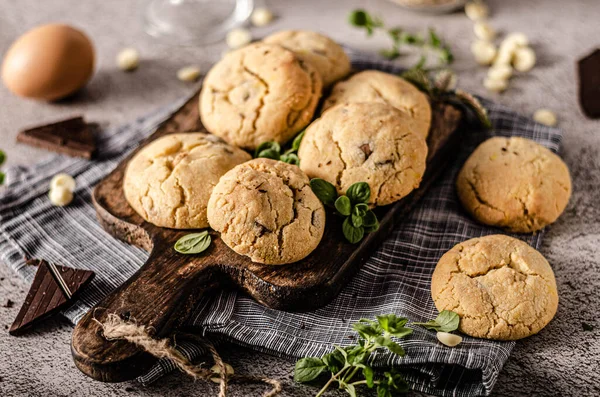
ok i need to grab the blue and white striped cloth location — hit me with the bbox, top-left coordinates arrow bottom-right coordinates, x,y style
0,55 -> 563,396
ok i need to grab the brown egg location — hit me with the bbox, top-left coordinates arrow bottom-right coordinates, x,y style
2,23 -> 95,101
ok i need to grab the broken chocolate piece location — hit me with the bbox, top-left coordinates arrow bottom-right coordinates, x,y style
578,49 -> 600,119
9,259 -> 94,336
17,116 -> 96,159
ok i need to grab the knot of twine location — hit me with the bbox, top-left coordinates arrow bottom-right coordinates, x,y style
94,313 -> 281,397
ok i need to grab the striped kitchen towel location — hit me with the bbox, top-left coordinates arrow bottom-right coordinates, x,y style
0,54 -> 563,396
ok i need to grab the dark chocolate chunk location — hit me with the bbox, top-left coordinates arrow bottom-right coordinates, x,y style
9,259 -> 94,336
578,49 -> 600,119
16,116 -> 96,159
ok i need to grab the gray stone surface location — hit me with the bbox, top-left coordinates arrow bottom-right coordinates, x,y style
1,0 -> 599,396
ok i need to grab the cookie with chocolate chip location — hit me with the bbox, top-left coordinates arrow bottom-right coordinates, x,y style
207,158 -> 326,265
199,42 -> 322,150
298,102 -> 428,206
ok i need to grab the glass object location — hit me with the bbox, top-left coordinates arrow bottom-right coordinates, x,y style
386,0 -> 467,14
145,0 -> 254,45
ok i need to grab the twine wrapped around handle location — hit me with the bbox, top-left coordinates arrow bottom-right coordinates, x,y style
93,313 -> 281,397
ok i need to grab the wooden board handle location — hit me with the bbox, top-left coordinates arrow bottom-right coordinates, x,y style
71,235 -> 221,382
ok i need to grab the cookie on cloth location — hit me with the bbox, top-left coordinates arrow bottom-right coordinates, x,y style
298,102 -> 428,206
124,133 -> 251,229
199,42 -> 322,150
456,136 -> 571,233
207,158 -> 326,265
321,70 -> 432,138
431,234 -> 559,340
263,30 -> 351,87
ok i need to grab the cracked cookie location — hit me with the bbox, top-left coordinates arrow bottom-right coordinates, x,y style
263,30 -> 351,88
207,158 -> 326,265
124,133 -> 251,229
199,42 -> 322,150
456,137 -> 571,233
431,234 -> 559,340
321,70 -> 432,138
298,102 -> 428,206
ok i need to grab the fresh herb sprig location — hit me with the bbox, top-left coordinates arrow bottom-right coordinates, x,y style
349,9 -> 453,68
402,66 -> 492,129
254,130 -> 305,165
412,310 -> 460,332
0,150 -> 6,185
309,179 -> 379,244
174,231 -> 211,254
294,314 -> 412,397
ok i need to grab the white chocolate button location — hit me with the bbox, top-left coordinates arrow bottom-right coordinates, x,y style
465,2 -> 489,21
437,331 -> 463,347
471,40 -> 497,65
177,66 -> 201,82
251,7 -> 274,27
505,32 -> 529,48
484,76 -> 508,93
513,47 -> 536,72
226,28 -> 252,49
533,109 -> 558,126
50,173 -> 76,192
474,22 -> 496,41
116,48 -> 140,71
49,186 -> 74,207
488,64 -> 513,81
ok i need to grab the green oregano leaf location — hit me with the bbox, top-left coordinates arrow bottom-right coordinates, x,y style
348,9 -> 369,27
309,178 -> 338,206
351,213 -> 363,228
385,370 -> 410,393
380,48 -> 400,60
346,182 -> 370,204
428,28 -> 442,47
413,310 -> 460,332
362,364 -> 375,388
294,357 -> 327,383
344,383 -> 357,397
280,153 -> 299,165
0,172 -> 5,185
362,210 -> 378,227
254,141 -> 281,158
334,195 -> 351,216
342,217 -> 364,244
0,150 -> 6,166
291,130 -> 305,151
174,232 -> 211,254
257,148 -> 281,160
375,336 -> 405,356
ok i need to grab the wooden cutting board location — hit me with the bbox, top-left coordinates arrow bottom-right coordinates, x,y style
71,89 -> 462,382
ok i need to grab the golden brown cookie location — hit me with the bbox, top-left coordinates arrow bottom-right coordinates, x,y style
123,133 -> 251,229
263,30 -> 351,87
199,42 -> 322,150
298,102 -> 428,206
207,158 -> 326,265
431,234 -> 559,340
321,70 -> 432,138
456,137 -> 571,233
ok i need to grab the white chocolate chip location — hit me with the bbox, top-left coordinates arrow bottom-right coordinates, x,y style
474,22 -> 496,41
465,2 -> 489,21
471,40 -> 497,66
483,76 -> 508,93
49,186 -> 74,207
226,28 -> 252,49
437,332 -> 463,347
533,109 -> 558,126
505,32 -> 529,48
488,64 -> 513,80
116,48 -> 140,72
251,7 -> 274,27
513,47 -> 536,72
177,66 -> 201,82
210,363 -> 234,383
50,173 -> 76,192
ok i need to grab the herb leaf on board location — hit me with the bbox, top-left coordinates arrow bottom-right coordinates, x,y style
174,231 -> 211,254
413,310 -> 460,332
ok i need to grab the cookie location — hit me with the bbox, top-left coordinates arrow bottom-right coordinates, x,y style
263,30 -> 351,87
456,137 -> 571,233
298,102 -> 428,206
431,235 -> 559,340
199,42 -> 322,150
321,70 -> 432,138
207,158 -> 326,265
124,133 -> 251,229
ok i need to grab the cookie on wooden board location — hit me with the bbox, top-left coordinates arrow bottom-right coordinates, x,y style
431,234 -> 559,340
207,158 -> 326,265
123,133 -> 251,229
199,42 -> 322,150
298,102 -> 428,206
263,30 -> 351,87
322,70 -> 432,138
456,136 -> 571,233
